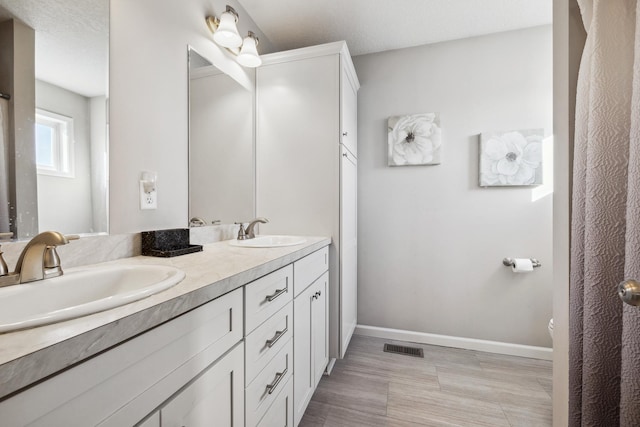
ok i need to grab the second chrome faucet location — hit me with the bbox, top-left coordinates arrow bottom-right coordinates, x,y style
237,217 -> 268,240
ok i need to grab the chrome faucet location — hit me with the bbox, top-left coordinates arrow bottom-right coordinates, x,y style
245,217 -> 268,239
0,231 -> 77,287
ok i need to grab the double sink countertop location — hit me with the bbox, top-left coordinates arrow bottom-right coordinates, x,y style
0,236 -> 330,400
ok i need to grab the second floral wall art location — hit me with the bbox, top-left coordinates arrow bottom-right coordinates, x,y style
388,113 -> 442,166
479,128 -> 544,187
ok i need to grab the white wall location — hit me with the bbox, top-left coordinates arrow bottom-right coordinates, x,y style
109,0 -> 268,234
353,25 -> 553,348
36,79 -> 93,234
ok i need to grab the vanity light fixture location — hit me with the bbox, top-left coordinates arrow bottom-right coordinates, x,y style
206,6 -> 262,68
237,32 -> 262,67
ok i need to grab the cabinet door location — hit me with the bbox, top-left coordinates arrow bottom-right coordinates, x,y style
340,62 -> 358,157
312,273 -> 329,388
340,147 -> 358,358
293,272 -> 330,425
293,283 -> 314,426
256,54 -> 339,237
160,344 -> 244,427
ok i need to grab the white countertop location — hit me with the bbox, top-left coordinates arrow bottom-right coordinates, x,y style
0,236 -> 330,400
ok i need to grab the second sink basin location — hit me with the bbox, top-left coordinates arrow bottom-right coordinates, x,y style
229,235 -> 307,248
0,264 -> 185,333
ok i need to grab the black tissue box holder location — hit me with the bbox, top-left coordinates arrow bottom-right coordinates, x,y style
141,228 -> 203,257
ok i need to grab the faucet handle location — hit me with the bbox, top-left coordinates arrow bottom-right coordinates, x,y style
44,246 -> 61,269
235,222 -> 247,240
0,248 -> 8,276
43,246 -> 64,278
189,217 -> 207,227
65,234 -> 80,241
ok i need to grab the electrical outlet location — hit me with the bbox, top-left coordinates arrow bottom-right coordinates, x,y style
140,181 -> 157,210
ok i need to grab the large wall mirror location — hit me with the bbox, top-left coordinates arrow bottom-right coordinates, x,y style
188,47 -> 255,225
0,0 -> 109,240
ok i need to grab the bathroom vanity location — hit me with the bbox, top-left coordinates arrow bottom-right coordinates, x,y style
0,237 -> 330,427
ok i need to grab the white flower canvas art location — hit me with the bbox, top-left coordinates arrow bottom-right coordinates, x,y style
479,129 -> 544,186
388,113 -> 442,166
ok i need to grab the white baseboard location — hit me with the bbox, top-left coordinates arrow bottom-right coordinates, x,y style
355,325 -> 553,361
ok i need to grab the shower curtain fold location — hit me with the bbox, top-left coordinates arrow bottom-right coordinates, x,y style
569,0 -> 640,425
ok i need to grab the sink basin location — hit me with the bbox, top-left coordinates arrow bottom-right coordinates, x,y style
0,264 -> 185,333
229,235 -> 307,248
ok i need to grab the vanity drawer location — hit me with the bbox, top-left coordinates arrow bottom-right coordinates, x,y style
245,265 -> 293,333
245,338 -> 293,427
293,246 -> 329,297
256,376 -> 294,427
245,301 -> 293,385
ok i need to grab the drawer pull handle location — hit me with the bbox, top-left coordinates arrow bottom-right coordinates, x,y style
266,367 -> 288,394
266,326 -> 288,348
266,287 -> 287,302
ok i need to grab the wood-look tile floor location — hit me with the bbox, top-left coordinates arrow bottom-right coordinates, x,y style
299,335 -> 552,427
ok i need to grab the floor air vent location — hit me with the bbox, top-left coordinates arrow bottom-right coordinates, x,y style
383,343 -> 424,358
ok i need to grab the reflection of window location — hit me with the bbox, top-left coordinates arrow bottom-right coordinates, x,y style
35,109 -> 74,177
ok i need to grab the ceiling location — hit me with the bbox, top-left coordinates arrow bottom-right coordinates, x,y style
0,1 -> 551,98
238,0 -> 553,56
0,0 -> 108,97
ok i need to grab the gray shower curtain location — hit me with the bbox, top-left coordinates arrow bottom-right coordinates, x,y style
569,0 -> 640,425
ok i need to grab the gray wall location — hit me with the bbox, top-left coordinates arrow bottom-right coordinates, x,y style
36,80 -> 93,234
353,25 -> 553,348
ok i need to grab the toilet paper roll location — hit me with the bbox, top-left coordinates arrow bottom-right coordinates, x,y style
512,258 -> 534,273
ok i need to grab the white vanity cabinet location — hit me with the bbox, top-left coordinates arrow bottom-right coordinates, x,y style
243,247 -> 329,427
0,287 -> 244,427
293,248 -> 329,426
0,242 -> 331,427
257,41 -> 360,361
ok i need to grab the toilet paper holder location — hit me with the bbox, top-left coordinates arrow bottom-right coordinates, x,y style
502,258 -> 542,268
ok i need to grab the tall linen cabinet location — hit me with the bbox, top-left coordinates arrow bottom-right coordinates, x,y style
256,42 -> 359,363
